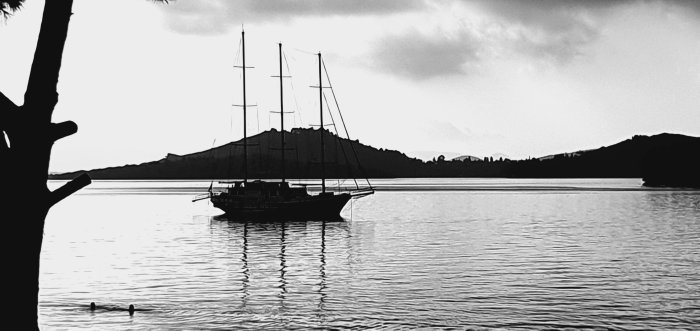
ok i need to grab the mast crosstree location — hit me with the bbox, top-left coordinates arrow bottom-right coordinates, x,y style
232,30 -> 256,183
269,43 -> 295,183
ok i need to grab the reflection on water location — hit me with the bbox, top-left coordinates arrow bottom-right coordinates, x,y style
39,179 -> 700,329
198,215 -> 351,328
208,216 -> 347,316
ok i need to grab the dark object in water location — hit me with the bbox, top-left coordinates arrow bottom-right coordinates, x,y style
194,31 -> 373,220
88,302 -> 149,314
211,181 -> 355,220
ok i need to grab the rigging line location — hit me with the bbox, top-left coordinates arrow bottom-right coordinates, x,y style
235,37 -> 242,67
322,58 -> 373,189
321,92 -> 339,136
257,106 -> 262,178
323,91 -> 359,190
283,51 -> 303,128
256,104 -> 261,133
295,134 -> 300,183
266,105 -> 271,131
291,46 -> 317,56
209,137 -> 217,187
227,104 -> 234,180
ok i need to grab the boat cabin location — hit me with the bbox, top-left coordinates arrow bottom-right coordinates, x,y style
226,180 -> 308,198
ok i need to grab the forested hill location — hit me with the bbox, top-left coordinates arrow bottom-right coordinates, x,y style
50,130 -> 699,188
52,128 -> 427,179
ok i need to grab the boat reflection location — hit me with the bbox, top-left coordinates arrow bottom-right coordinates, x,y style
208,215 -> 350,315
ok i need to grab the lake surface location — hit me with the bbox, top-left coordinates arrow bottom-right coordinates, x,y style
41,178 -> 700,329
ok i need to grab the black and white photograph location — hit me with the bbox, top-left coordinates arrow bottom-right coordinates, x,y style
1,0 -> 699,329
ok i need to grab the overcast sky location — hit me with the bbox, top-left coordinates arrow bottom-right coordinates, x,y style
1,0 -> 699,172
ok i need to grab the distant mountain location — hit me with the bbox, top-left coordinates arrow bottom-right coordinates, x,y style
52,128 -> 427,180
452,155 -> 482,162
538,150 -> 590,160
407,151 -> 461,162
509,133 -> 699,188
50,131 -> 700,188
458,153 -> 509,162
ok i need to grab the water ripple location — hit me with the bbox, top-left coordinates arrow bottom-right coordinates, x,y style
39,179 -> 700,329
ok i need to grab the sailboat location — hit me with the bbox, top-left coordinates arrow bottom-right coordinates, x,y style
199,31 -> 373,220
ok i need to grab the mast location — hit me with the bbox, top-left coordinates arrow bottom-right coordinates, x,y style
279,43 -> 285,183
318,53 -> 326,194
242,30 -> 248,183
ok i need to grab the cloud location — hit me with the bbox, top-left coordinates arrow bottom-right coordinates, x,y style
160,0 -> 700,34
161,0 -> 425,34
366,6 -> 600,79
502,15 -> 601,65
367,0 -> 700,79
158,0 -> 700,78
472,0 -> 700,15
469,0 -> 700,59
370,28 -> 481,80
462,0 -> 617,65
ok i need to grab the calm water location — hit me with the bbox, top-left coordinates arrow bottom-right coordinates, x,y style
41,179 -> 700,329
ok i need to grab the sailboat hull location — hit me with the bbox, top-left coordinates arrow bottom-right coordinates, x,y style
212,192 -> 351,221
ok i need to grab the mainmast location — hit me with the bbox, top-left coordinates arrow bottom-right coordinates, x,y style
318,52 -> 326,194
242,30 -> 248,183
279,43 -> 285,183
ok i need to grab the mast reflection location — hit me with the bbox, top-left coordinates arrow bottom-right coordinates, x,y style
279,220 -> 288,306
318,220 -> 327,310
209,215 -> 349,313
241,221 -> 250,307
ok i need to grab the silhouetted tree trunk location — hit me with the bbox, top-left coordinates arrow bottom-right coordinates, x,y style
1,0 -> 90,329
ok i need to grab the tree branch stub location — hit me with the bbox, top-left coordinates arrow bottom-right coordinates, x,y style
0,91 -> 19,129
49,172 -> 91,207
50,121 -> 77,142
